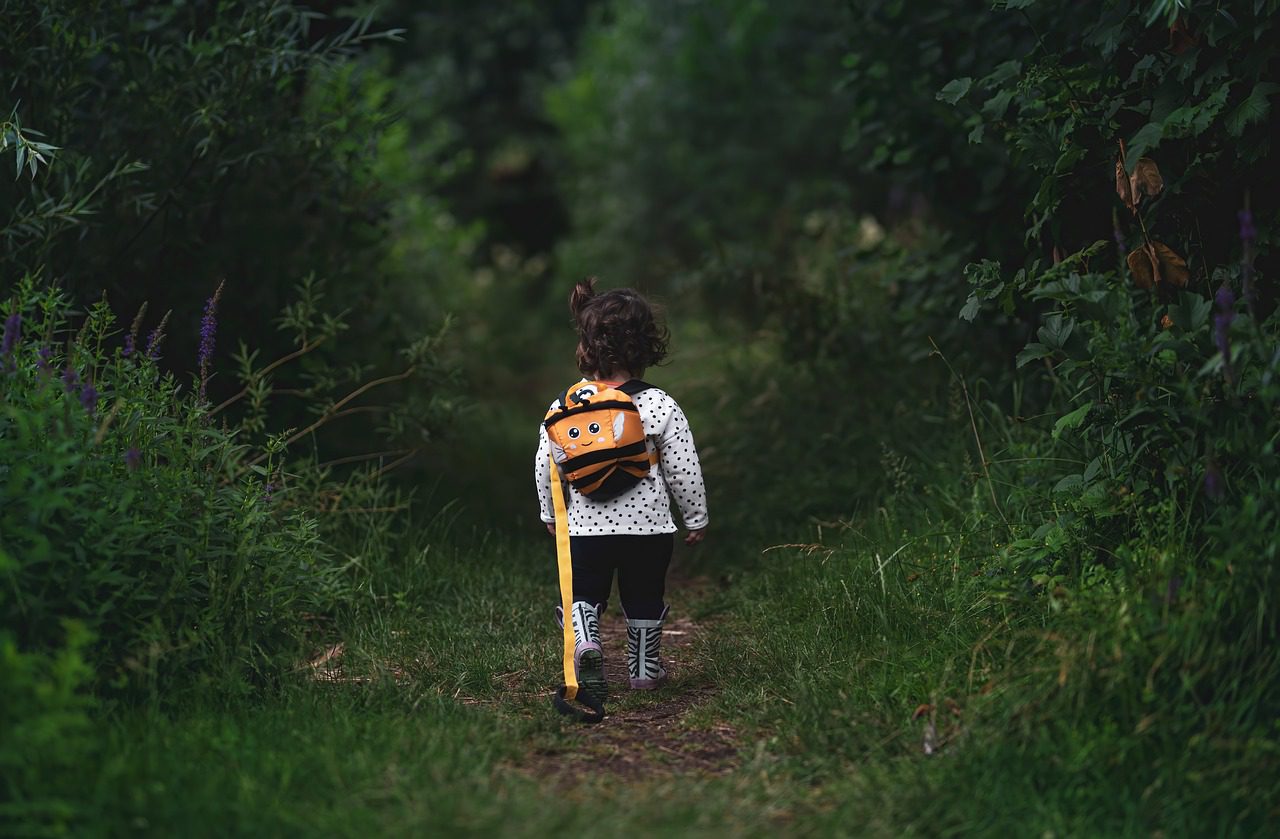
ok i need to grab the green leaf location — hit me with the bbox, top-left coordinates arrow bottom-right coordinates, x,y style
937,77 -> 973,105
1053,401 -> 1093,440
959,295 -> 981,322
1037,313 -> 1075,349
1126,55 -> 1157,85
1195,83 -> 1232,132
982,88 -> 1016,120
1225,82 -> 1280,137
1016,343 -> 1052,367
1126,122 -> 1163,166
983,60 -> 1022,87
1172,292 -> 1213,333
1053,474 -> 1083,493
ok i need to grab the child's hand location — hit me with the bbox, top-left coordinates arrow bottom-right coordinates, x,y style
684,527 -> 707,546
546,523 -> 556,536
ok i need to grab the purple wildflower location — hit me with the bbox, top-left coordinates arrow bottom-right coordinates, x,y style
125,447 -> 142,471
262,482 -> 275,503
79,381 -> 98,415
198,281 -> 224,402
36,346 -> 53,374
61,366 -> 80,393
1215,284 -> 1235,311
145,310 -> 171,360
1204,459 -> 1224,501
1239,204 -> 1257,316
1,311 -> 20,361
1213,284 -> 1236,367
1113,227 -> 1126,251
1238,209 -> 1257,244
124,302 -> 147,359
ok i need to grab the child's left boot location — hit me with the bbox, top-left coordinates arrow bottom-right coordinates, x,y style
555,601 -> 608,704
625,604 -> 670,690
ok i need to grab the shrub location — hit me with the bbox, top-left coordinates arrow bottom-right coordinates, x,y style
1,280 -> 332,694
0,275 -> 453,697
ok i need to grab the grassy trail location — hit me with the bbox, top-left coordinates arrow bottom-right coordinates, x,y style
518,571 -> 739,783
73,514 -> 1259,837
83,537 -> 802,837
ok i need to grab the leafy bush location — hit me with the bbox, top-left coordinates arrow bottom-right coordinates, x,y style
942,0 -> 1280,588
1,0 -> 467,461
0,274 -> 453,697
1,280 -> 328,694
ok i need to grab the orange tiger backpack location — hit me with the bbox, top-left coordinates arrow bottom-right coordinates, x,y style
543,379 -> 657,501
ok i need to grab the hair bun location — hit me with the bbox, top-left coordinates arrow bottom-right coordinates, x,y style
569,277 -> 598,320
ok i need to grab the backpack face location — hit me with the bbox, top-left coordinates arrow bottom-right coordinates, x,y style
544,380 -> 652,500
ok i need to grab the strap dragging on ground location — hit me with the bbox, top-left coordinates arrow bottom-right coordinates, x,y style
549,454 -> 604,723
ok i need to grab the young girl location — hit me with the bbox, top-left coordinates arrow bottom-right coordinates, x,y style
535,279 -> 708,702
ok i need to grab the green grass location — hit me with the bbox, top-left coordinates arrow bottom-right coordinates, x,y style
90,693 -> 535,837
697,506 -> 1279,837
25,488 -> 1274,838
15,330 -> 1276,838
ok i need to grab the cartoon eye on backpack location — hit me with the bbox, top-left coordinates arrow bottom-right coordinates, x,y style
544,379 -> 656,500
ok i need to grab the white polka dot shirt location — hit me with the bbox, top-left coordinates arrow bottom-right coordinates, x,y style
535,384 -> 709,536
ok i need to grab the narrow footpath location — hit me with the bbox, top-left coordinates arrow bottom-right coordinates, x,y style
521,572 -> 739,783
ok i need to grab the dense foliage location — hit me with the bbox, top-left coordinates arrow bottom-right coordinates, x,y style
3,0 -> 1277,834
1,0 -> 466,456
551,0 -> 1279,830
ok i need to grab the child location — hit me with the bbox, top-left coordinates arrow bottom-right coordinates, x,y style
535,278 -> 708,702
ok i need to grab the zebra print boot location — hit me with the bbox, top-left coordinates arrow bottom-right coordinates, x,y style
626,604 -> 669,690
555,601 -> 607,704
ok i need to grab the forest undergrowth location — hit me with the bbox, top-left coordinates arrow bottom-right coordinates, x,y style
6,309 -> 1274,837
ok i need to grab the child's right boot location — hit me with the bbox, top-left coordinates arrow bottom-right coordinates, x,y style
555,600 -> 607,704
625,604 -> 670,690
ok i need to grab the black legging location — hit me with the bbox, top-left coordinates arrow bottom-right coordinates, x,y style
565,533 -> 673,620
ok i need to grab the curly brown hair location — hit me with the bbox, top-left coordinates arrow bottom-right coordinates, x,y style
569,277 -> 669,378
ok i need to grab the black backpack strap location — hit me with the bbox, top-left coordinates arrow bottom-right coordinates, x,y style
616,379 -> 654,396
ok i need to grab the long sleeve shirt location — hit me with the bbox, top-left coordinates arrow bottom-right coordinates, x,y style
535,385 -> 708,536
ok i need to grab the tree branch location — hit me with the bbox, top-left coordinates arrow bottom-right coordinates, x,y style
243,365 -> 416,468
210,336 -> 328,415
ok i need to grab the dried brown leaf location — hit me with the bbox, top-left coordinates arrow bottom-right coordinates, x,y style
1151,241 -> 1189,288
1127,241 -> 1189,289
1129,158 -> 1164,207
912,703 -> 934,721
1127,245 -> 1156,289
1115,159 -> 1136,213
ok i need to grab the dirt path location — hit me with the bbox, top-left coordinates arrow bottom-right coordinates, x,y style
522,572 -> 739,782
307,563 -> 740,783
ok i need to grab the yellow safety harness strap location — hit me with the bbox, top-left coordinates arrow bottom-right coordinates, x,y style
550,455 -> 577,700
549,455 -> 604,723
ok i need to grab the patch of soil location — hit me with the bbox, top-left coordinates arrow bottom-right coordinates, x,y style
521,573 -> 739,783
